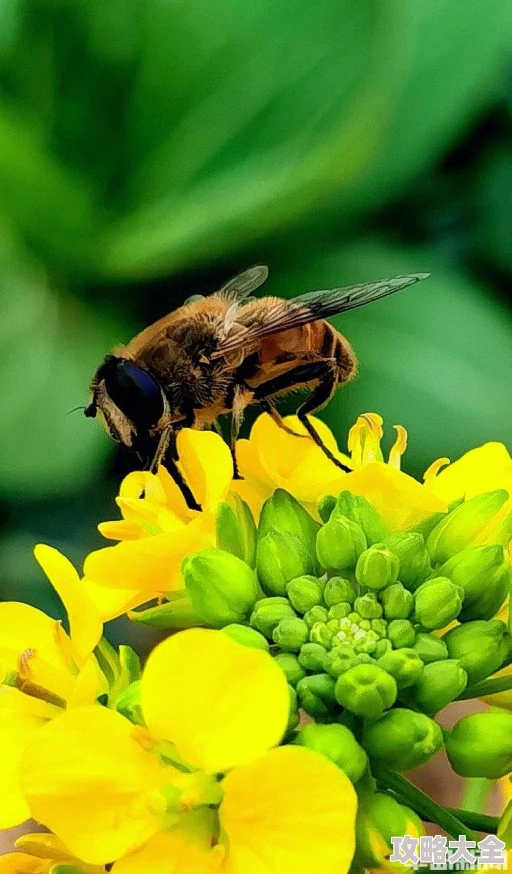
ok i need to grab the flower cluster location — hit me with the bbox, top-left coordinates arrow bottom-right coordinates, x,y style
2,412 -> 512,873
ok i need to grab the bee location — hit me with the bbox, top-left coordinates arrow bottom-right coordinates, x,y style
86,266 -> 428,508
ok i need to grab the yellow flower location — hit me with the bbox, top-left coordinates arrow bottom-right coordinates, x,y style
0,544 -> 105,829
234,412 -> 446,528
83,430 -> 233,604
20,629 -> 357,874
0,833 -> 104,873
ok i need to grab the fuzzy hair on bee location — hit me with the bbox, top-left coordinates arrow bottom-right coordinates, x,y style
86,266 -> 429,508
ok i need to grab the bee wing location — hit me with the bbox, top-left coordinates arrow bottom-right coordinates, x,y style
211,273 -> 429,358
215,265 -> 269,302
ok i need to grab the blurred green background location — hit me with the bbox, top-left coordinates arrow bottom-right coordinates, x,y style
1,0 -> 512,619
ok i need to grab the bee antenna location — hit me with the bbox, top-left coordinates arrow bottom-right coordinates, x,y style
66,405 -> 87,416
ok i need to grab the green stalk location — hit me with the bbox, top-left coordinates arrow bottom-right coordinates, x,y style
458,675 -> 512,700
461,778 -> 492,815
448,808 -> 499,834
378,771 -> 479,842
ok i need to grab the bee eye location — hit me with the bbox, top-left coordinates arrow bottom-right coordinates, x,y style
104,360 -> 164,429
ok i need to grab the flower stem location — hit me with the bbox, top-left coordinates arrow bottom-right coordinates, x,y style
461,778 -> 492,814
378,771 -> 479,841
457,675 -> 512,700
448,808 -> 499,834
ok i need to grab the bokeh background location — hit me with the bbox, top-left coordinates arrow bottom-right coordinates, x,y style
1,0 -> 512,623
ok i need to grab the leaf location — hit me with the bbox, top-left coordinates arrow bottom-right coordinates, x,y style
263,238 -> 512,476
334,0 -> 512,220
99,0 -> 402,278
0,231 -> 131,497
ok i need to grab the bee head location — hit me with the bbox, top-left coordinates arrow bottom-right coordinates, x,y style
86,356 -> 167,449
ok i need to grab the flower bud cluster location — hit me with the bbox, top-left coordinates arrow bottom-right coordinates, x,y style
174,486 -> 512,777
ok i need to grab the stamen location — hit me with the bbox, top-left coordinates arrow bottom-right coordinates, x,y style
423,457 -> 451,483
388,425 -> 408,469
2,669 -> 66,709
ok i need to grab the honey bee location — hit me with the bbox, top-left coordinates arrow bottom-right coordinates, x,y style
86,266 -> 428,508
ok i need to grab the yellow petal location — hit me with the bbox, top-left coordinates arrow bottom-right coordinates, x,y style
220,745 -> 357,874
341,463 -> 447,530
0,602 -> 73,697
112,813 -> 219,874
0,853 -> 45,873
425,443 -> 512,503
80,576 -> 155,622
20,706 -> 170,865
84,517 -> 214,592
177,430 -> 233,510
142,629 -> 289,773
67,654 -> 108,708
0,689 -> 55,829
16,832 -> 76,862
98,519 -> 148,541
34,545 -> 102,668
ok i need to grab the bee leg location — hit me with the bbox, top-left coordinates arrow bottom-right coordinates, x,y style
230,386 -> 246,480
260,400 -> 309,439
150,427 -> 202,511
296,377 -> 351,473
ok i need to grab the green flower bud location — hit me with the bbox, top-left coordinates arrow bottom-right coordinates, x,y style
440,545 -> 510,621
387,619 -> 415,649
354,593 -> 383,619
412,632 -> 448,664
334,664 -> 397,718
403,659 -> 467,715
328,602 -> 352,620
298,642 -> 328,672
215,494 -> 257,567
380,583 -> 414,620
259,488 -> 320,551
446,710 -> 512,778
250,597 -> 296,638
413,577 -> 464,630
443,620 -> 511,684
286,684 -> 300,734
323,576 -> 358,607
303,604 -> 329,628
257,531 -> 315,596
427,490 -> 509,563
296,673 -> 337,719
129,593 -> 203,629
323,646 -> 360,678
374,638 -> 392,659
273,617 -> 309,651
362,708 -> 443,771
295,723 -> 368,783
335,491 -> 388,545
286,575 -> 324,614
316,516 -> 367,572
377,648 -> 424,689
371,619 -> 388,638
309,621 -> 334,647
355,546 -> 399,591
183,548 -> 259,628
221,624 -> 269,651
114,680 -> 144,726
318,494 -> 336,523
384,532 -> 432,589
274,653 -> 306,686
354,630 -> 379,655
355,793 -> 424,870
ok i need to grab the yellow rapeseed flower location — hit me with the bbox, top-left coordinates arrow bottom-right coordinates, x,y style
83,429 -> 233,603
20,629 -> 357,874
234,412 -> 447,528
0,833 -> 104,873
0,544 -> 105,829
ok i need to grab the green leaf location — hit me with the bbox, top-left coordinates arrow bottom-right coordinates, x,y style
264,238 -> 512,476
0,232 -> 131,497
99,0 -> 402,278
335,0 -> 512,220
